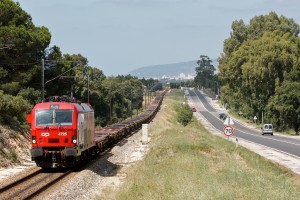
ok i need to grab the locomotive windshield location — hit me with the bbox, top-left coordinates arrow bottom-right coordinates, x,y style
36,110 -> 73,126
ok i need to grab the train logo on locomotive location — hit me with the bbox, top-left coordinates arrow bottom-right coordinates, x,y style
41,132 -> 50,137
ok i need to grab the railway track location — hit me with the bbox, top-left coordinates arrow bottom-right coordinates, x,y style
0,90 -> 168,199
0,142 -> 127,200
0,168 -> 71,200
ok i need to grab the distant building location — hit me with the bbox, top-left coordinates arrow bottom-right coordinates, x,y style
179,73 -> 186,80
160,73 -> 195,80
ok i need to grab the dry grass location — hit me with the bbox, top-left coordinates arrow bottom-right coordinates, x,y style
111,89 -> 300,200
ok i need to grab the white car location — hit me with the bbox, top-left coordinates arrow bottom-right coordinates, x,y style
262,124 -> 273,135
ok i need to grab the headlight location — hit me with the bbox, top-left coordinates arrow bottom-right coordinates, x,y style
32,136 -> 36,144
72,136 -> 77,144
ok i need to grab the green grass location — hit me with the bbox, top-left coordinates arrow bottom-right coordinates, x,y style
109,89 -> 300,200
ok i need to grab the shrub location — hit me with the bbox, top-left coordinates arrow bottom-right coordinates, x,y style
0,90 -> 32,127
18,87 -> 41,105
1,82 -> 21,96
176,104 -> 193,126
2,148 -> 18,163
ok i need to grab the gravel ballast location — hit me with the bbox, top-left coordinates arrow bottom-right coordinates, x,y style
39,130 -> 150,200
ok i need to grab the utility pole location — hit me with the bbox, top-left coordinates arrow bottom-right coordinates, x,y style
148,90 -> 150,107
144,89 -> 147,110
110,82 -> 112,123
88,75 -> 89,103
84,72 -> 90,103
41,58 -> 44,102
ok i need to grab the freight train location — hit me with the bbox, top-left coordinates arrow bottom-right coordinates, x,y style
27,91 -> 167,168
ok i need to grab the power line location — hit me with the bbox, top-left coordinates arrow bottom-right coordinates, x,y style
44,64 -> 81,85
0,61 -> 41,65
0,59 -> 84,66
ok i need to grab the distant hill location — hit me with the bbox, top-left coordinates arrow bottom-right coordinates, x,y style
129,59 -> 218,79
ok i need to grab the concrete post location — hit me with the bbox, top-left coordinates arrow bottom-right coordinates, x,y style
142,124 -> 148,144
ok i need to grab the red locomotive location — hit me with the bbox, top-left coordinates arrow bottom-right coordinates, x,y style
27,96 -> 105,168
27,91 -> 167,168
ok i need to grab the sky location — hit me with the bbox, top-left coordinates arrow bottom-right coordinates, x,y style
15,0 -> 300,76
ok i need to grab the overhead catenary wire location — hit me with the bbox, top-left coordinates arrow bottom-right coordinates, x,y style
44,63 -> 81,85
0,61 -> 41,66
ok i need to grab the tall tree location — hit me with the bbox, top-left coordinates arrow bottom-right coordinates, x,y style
247,11 -> 299,40
218,12 -> 300,133
194,55 -> 216,89
268,81 -> 300,134
0,0 -> 51,94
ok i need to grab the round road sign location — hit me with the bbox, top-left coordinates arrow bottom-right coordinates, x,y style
223,125 -> 234,136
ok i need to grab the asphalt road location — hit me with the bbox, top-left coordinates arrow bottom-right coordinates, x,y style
187,88 -> 300,158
